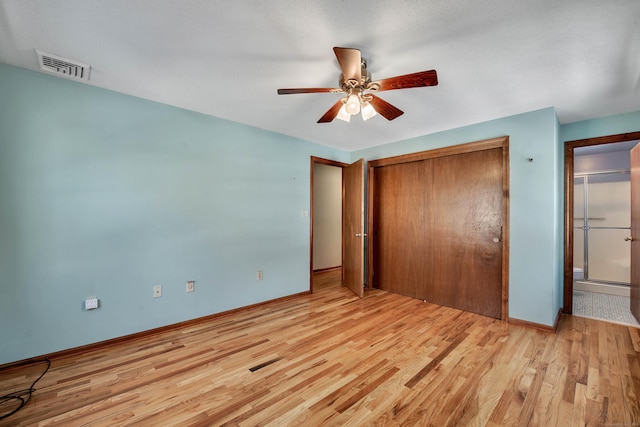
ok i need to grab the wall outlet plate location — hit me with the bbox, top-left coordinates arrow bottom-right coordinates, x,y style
153,285 -> 162,298
85,297 -> 99,310
257,270 -> 263,281
186,281 -> 195,293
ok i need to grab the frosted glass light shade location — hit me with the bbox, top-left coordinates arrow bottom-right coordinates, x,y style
345,94 -> 361,115
361,101 -> 377,121
336,104 -> 351,122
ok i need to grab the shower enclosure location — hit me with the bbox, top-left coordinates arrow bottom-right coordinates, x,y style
574,169 -> 631,286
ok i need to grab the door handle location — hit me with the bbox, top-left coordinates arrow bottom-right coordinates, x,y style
355,233 -> 368,237
625,236 -> 635,241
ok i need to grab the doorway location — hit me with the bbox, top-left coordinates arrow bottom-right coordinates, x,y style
310,157 -> 365,298
563,131 -> 640,326
310,157 -> 345,292
312,162 -> 343,270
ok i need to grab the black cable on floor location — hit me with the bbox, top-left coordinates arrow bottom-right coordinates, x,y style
0,357 -> 51,420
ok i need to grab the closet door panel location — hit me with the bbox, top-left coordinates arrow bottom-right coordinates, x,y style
427,148 -> 503,318
372,160 -> 429,298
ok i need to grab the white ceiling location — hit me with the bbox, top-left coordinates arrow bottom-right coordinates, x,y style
1,0 -> 639,151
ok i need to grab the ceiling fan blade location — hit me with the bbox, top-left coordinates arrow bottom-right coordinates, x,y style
371,70 -> 438,91
333,47 -> 362,83
368,95 -> 404,121
317,99 -> 345,123
277,88 -> 341,95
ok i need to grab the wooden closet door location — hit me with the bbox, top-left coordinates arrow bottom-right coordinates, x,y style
427,147 -> 503,318
369,141 -> 506,320
372,160 -> 430,299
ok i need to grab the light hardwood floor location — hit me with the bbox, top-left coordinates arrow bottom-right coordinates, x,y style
1,270 -> 640,426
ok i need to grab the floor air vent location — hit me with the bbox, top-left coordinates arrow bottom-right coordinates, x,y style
249,358 -> 282,372
36,50 -> 91,81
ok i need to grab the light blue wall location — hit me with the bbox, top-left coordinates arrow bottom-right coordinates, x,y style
0,64 -> 349,364
562,110 -> 640,142
2,59 -> 638,365
352,107 -> 563,326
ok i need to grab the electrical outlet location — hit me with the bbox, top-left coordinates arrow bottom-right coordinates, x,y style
186,281 -> 195,293
257,270 -> 263,281
84,297 -> 99,310
153,285 -> 162,298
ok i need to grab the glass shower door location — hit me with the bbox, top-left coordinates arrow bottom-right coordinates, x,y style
585,172 -> 631,284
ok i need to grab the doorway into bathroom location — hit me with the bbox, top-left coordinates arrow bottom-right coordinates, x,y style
565,134 -> 640,326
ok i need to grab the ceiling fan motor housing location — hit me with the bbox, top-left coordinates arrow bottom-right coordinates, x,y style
339,61 -> 372,91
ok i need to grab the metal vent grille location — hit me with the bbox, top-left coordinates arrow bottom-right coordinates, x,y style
36,50 -> 91,81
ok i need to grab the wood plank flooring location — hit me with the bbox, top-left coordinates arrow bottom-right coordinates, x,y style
1,270 -> 640,426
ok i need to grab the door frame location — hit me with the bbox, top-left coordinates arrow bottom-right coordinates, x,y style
631,144 -> 640,322
366,136 -> 510,320
310,156 -> 349,293
563,131 -> 640,314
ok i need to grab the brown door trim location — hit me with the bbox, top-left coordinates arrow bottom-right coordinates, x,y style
367,137 -> 507,167
562,131 -> 640,314
366,136 -> 510,320
310,157 -> 348,293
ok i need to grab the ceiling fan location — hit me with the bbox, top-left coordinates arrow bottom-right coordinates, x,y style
277,47 -> 438,123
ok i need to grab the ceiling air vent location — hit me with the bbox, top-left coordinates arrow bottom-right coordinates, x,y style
36,50 -> 91,81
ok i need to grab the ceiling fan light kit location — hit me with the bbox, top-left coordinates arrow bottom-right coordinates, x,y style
277,47 -> 438,123
336,93 -> 377,122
